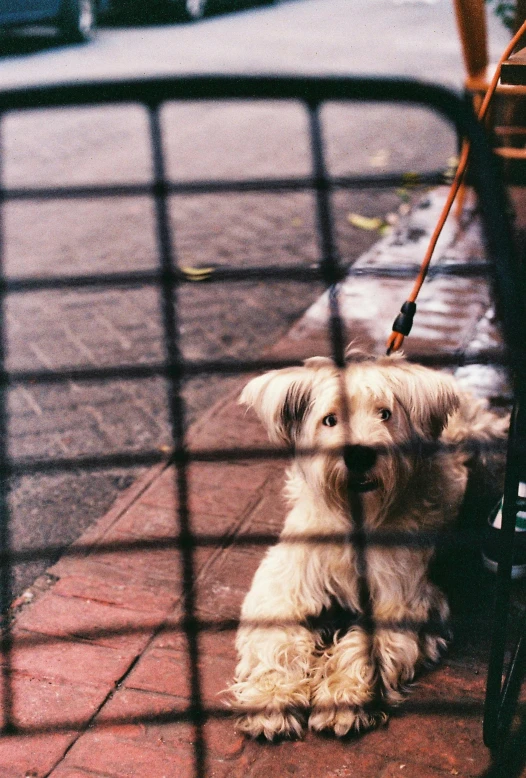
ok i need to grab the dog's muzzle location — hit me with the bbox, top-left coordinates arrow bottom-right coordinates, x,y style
344,444 -> 378,493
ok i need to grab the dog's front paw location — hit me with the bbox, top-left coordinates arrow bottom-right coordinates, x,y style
309,704 -> 387,736
228,670 -> 311,740
421,632 -> 450,665
235,708 -> 306,740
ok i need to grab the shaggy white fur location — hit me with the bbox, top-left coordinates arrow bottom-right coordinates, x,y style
228,352 -> 508,740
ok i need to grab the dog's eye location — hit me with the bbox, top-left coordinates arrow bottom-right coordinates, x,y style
379,408 -> 392,422
322,413 -> 338,428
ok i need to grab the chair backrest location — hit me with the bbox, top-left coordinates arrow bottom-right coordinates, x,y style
452,0 -> 526,187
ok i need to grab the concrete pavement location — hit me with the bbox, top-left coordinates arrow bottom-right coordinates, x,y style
2,187 -> 525,777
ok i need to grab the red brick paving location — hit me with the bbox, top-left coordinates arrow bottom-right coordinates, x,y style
1,192 -> 525,777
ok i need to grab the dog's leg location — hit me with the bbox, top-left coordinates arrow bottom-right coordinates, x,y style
417,581 -> 451,665
373,614 -> 448,705
370,550 -> 451,705
229,542 -> 322,740
309,625 -> 383,735
373,627 -> 421,705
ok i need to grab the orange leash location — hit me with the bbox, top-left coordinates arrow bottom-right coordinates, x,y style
386,19 -> 526,355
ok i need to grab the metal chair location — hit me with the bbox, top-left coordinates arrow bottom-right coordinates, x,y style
452,0 -> 526,752
453,0 -> 526,186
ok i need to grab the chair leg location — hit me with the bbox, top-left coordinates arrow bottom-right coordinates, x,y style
452,0 -> 488,82
483,401 -> 526,748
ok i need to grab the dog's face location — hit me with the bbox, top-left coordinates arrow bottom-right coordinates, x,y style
240,353 -> 460,513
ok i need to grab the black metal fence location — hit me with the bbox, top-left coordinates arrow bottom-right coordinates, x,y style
0,75 -> 525,777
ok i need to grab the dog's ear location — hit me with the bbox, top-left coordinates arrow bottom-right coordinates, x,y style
239,366 -> 319,445
385,362 -> 460,439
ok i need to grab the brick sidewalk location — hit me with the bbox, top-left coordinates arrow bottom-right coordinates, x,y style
2,189 -> 525,777
5,97 -> 404,599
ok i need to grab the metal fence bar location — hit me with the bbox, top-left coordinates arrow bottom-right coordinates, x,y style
307,101 -> 344,346
0,73 -> 501,114
0,697 -> 492,739
0,345 -> 509,388
0,170 -> 447,202
0,260 -> 494,296
0,524 -> 498,569
0,112 -> 15,736
148,101 -> 207,778
306,98 -> 378,700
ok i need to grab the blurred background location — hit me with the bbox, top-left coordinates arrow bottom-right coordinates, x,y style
0,0 -> 510,87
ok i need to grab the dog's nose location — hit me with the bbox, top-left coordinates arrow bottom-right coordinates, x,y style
344,444 -> 377,473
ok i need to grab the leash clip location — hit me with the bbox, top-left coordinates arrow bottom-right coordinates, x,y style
392,301 -> 417,336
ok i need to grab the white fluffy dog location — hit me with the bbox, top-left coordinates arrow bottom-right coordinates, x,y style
229,351 -> 507,740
